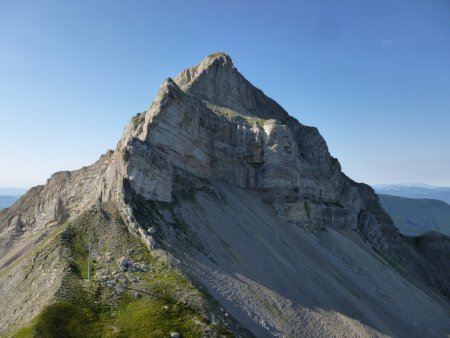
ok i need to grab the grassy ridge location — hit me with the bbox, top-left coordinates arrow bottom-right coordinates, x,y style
13,203 -> 233,338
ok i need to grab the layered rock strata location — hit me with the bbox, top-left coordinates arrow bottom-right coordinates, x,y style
1,53 -> 449,337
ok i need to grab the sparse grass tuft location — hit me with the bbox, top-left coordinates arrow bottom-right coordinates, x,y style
131,112 -> 146,127
68,229 -> 90,279
203,100 -> 272,127
207,52 -> 227,58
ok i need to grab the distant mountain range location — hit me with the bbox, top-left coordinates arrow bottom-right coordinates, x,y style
373,184 -> 450,205
0,188 -> 28,196
0,196 -> 19,210
378,194 -> 450,236
0,188 -> 27,210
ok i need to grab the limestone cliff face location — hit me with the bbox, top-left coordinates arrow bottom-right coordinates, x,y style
0,53 -> 441,284
1,53 -> 449,337
115,53 -> 373,233
0,151 -> 122,261
0,53 -> 381,244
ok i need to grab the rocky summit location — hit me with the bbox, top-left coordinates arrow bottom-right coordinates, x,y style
0,53 -> 449,337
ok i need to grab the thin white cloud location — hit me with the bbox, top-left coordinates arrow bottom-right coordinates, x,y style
381,39 -> 392,45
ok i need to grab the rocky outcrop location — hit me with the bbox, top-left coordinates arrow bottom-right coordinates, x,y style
0,53 -> 373,246
1,53 -> 449,337
113,54 -> 366,235
119,52 -> 450,306
0,151 -> 124,263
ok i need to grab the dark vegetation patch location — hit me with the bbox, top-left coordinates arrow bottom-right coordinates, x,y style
131,112 -> 146,127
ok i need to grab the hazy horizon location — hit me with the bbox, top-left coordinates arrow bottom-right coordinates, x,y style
1,0 -> 449,188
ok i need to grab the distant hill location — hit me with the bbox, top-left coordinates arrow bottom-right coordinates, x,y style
373,184 -> 450,205
0,188 -> 26,210
378,194 -> 450,236
0,196 -> 19,210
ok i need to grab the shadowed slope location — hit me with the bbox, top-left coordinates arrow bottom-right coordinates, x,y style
132,180 -> 450,337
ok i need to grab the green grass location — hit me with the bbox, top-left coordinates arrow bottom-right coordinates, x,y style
14,302 -> 99,338
207,52 -> 227,58
116,297 -> 206,338
13,279 -> 112,337
131,113 -> 145,127
68,228 -> 91,279
14,292 -> 211,337
203,100 -> 272,127
14,257 -> 220,337
12,204 -> 233,338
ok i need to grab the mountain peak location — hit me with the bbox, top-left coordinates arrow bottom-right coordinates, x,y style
194,52 -> 234,76
2,54 -> 450,338
173,52 -> 235,93
173,53 -> 289,120
204,52 -> 233,66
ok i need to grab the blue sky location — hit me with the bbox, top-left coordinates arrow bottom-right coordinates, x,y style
1,0 -> 449,188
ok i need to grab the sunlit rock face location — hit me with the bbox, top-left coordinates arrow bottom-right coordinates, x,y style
0,53 -> 377,239
2,53 -> 449,338
115,53 -> 376,233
